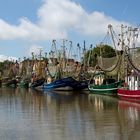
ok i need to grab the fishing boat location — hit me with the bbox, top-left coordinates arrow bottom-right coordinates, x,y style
118,70 -> 140,100
43,77 -> 75,91
1,77 -> 18,88
117,25 -> 140,100
43,76 -> 89,91
88,71 -> 121,95
118,89 -> 140,100
88,25 -> 124,95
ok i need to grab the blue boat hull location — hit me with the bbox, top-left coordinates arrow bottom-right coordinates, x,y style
43,77 -> 88,91
43,77 -> 75,91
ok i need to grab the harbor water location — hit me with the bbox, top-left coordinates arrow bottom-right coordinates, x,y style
0,88 -> 140,140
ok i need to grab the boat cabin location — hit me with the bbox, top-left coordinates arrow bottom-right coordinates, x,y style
92,71 -> 116,86
93,71 -> 105,85
127,70 -> 140,90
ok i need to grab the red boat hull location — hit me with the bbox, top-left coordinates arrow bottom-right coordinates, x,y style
118,88 -> 140,99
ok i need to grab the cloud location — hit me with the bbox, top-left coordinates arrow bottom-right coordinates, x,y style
0,55 -> 18,62
0,0 -> 130,41
28,44 -> 44,57
0,44 -> 45,62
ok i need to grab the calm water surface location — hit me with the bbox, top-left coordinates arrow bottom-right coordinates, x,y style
0,88 -> 140,140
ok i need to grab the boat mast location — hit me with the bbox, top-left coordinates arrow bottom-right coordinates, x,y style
77,43 -> 81,62
52,39 -> 57,58
39,48 -> 43,60
108,24 -> 119,59
120,24 -> 127,82
61,39 -> 67,69
68,41 -> 72,60
83,40 -> 86,70
87,44 -> 93,67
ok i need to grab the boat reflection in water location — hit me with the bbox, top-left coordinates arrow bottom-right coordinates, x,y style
118,99 -> 140,121
88,94 -> 120,140
118,99 -> 140,139
88,94 -> 118,111
1,88 -> 140,139
88,94 -> 140,140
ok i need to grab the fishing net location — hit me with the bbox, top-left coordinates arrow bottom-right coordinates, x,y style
97,55 -> 119,70
127,47 -> 140,71
97,54 -> 122,77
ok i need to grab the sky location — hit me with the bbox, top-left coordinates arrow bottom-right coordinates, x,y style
0,0 -> 140,61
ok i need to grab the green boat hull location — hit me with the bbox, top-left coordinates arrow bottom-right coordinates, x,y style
88,81 -> 120,95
